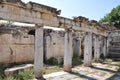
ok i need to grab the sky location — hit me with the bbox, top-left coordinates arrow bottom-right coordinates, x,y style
22,0 -> 120,21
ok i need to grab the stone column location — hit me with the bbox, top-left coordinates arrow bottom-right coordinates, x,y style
103,37 -> 107,58
63,29 -> 73,72
78,33 -> 82,56
79,38 -> 82,56
84,32 -> 92,66
74,32 -> 82,56
34,24 -> 44,79
94,35 -> 100,61
107,37 -> 110,56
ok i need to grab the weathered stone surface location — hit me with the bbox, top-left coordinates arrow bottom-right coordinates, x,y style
64,30 -> 73,72
0,0 -> 108,36
0,25 -> 66,64
4,64 -> 33,76
73,32 -> 83,56
84,32 -> 92,66
0,33 -> 34,64
0,0 -> 114,79
34,26 -> 43,78
103,37 -> 107,58
94,35 -> 100,61
0,45 -> 11,63
45,30 -> 64,60
41,62 -> 120,80
108,30 -> 120,58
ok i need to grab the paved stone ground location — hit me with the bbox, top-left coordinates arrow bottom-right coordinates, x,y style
43,62 -> 120,80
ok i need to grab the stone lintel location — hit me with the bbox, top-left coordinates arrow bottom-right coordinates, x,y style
0,1 -> 108,36
1,0 -> 60,15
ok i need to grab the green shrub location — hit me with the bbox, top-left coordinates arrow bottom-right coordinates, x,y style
45,57 -> 59,65
5,76 -> 16,80
72,55 -> 83,66
16,69 -> 34,80
0,68 -> 34,80
0,64 -> 8,75
92,58 -> 104,63
105,58 -> 112,62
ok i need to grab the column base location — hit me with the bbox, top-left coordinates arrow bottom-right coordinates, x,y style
35,71 -> 43,79
94,58 -> 99,62
84,63 -> 92,67
63,65 -> 72,72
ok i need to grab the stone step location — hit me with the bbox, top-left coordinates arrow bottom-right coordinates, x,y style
109,52 -> 120,54
109,46 -> 120,53
4,64 -> 34,76
109,47 -> 120,50
109,46 -> 120,48
108,52 -> 120,58
109,50 -> 120,53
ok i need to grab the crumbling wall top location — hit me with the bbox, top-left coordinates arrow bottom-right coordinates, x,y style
73,16 -> 89,23
0,0 -> 61,15
101,22 -> 117,31
26,2 -> 61,15
0,0 -> 26,6
89,20 -> 99,26
0,24 -> 34,35
73,16 -> 100,27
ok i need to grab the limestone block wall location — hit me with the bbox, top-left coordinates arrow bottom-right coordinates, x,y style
0,27 -> 67,64
73,32 -> 85,57
0,25 -> 86,64
0,33 -> 34,64
107,30 -> 120,58
44,30 -> 84,60
44,30 -> 65,60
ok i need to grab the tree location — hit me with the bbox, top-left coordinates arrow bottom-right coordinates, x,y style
99,5 -> 120,29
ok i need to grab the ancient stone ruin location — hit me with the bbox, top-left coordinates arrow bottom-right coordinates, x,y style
0,0 -> 118,79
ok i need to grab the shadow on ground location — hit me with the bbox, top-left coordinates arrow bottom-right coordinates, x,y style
70,71 -> 97,80
90,66 -> 116,73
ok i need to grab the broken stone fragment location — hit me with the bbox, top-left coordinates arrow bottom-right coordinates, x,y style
4,64 -> 33,76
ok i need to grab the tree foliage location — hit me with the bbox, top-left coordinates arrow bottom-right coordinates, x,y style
99,5 -> 120,29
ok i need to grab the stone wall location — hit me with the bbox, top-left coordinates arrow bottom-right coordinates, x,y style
0,25 -> 34,64
0,25 -> 66,64
108,30 -> 120,58
0,32 -> 34,64
0,25 -> 87,64
44,29 -> 65,61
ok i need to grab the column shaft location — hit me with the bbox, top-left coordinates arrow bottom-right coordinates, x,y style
84,32 -> 92,66
94,35 -> 100,61
103,37 -> 107,58
63,30 -> 73,72
74,33 -> 82,56
34,26 -> 43,79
